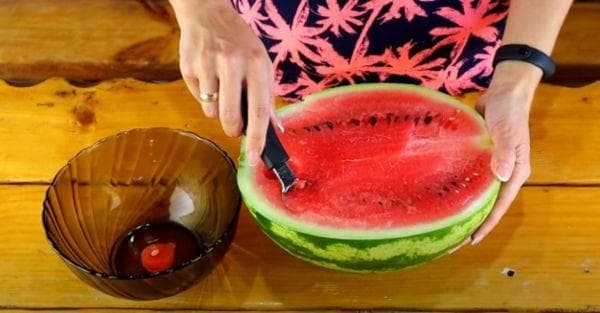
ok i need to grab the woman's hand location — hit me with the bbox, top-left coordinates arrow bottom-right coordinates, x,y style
471,61 -> 542,245
170,0 -> 275,166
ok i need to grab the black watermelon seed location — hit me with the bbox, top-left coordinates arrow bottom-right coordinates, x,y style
437,192 -> 443,197
424,116 -> 433,125
325,121 -> 334,129
386,113 -> 394,122
404,114 -> 410,121
394,115 -> 400,123
313,125 -> 321,131
451,181 -> 457,186
414,116 -> 420,125
377,200 -> 384,206
351,119 -> 360,126
442,186 -> 450,192
369,116 -> 377,126
304,127 -> 312,132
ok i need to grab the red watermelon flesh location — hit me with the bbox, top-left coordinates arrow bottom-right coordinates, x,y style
254,88 -> 495,230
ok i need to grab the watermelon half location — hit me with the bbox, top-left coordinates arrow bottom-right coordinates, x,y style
237,83 -> 500,272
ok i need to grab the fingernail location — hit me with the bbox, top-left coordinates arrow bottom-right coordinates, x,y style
275,119 -> 285,132
496,164 -> 512,182
471,235 -> 483,246
248,151 -> 260,166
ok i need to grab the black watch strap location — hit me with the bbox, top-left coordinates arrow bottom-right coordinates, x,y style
493,44 -> 556,79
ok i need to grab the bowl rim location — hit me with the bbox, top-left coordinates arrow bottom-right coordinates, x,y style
41,127 -> 242,280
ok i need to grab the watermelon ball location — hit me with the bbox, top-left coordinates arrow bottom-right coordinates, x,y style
141,242 -> 176,273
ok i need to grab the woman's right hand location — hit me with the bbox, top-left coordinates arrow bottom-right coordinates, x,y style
170,0 -> 275,166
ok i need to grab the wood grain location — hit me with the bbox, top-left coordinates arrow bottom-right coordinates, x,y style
0,185 -> 598,311
0,0 -> 179,82
0,79 -> 598,184
0,1 -> 597,82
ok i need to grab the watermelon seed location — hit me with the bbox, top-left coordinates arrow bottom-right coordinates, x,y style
442,186 -> 449,192
437,192 -> 443,197
386,113 -> 394,123
473,172 -> 480,176
351,119 -> 360,126
404,114 -> 410,121
304,127 -> 312,132
454,189 -> 460,193
394,115 -> 401,123
465,177 -> 471,182
313,125 -> 321,132
424,116 -> 433,125
325,121 -> 334,129
414,116 -> 420,125
460,183 -> 467,188
377,200 -> 384,206
369,116 -> 377,126
450,181 -> 458,186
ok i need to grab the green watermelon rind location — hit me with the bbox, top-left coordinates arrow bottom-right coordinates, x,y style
239,83 -> 498,239
237,83 -> 500,271
246,189 -> 497,272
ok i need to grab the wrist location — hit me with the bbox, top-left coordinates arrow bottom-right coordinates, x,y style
489,61 -> 542,99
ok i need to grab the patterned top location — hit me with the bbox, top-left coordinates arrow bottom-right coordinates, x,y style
232,0 -> 509,100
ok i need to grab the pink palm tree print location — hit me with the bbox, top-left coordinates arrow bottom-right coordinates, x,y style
316,0 -> 366,37
378,41 -> 446,82
261,0 -> 325,67
364,0 -> 433,23
234,0 -> 268,34
430,0 -> 507,61
232,0 -> 509,100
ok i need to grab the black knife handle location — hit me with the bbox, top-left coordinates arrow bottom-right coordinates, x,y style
241,91 -> 289,170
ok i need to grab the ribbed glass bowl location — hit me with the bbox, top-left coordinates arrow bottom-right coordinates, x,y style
42,128 -> 240,300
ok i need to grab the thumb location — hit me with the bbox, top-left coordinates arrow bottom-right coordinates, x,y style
490,124 -> 517,182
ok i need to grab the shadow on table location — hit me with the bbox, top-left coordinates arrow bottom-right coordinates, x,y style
177,195 -> 528,309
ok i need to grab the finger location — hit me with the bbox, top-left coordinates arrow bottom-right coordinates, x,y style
489,123 -> 517,182
471,155 -> 530,245
217,57 -> 244,137
475,100 -> 485,116
269,94 -> 284,132
245,61 -> 274,166
182,75 -> 200,103
197,62 -> 220,118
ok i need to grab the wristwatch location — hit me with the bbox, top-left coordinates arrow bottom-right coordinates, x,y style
493,44 -> 556,79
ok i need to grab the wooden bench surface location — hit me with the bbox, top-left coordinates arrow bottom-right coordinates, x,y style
0,79 -> 597,184
0,79 -> 598,311
0,0 -> 597,83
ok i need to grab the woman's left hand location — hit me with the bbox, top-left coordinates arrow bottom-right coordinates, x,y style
470,61 -> 542,245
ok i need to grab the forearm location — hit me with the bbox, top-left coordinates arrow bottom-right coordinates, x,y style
490,0 -> 573,103
502,0 -> 573,54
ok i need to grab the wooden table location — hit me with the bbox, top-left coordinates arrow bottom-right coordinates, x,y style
1,1 -> 599,312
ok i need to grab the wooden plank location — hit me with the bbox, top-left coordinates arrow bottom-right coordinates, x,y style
0,79 -> 598,184
0,311 -> 348,313
0,185 -> 598,311
0,0 -> 179,82
0,1 -> 597,83
551,2 -> 600,84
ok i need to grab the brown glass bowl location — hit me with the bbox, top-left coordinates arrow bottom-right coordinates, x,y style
42,128 -> 240,300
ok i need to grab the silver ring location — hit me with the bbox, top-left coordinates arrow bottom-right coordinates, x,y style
199,91 -> 218,103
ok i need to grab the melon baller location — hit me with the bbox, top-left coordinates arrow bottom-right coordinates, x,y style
240,91 -> 298,194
